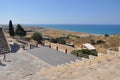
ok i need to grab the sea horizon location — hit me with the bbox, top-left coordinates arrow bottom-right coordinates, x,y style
25,24 -> 120,35
1,24 -> 120,35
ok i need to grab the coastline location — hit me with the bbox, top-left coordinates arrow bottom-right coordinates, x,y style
25,24 -> 120,35
2,24 -> 120,35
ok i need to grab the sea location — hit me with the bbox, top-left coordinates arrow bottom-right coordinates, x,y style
26,24 -> 120,35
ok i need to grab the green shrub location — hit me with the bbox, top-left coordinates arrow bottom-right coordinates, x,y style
90,40 -> 96,45
105,34 -> 109,37
71,49 -> 97,58
96,40 -> 105,44
50,38 -> 58,43
32,32 -> 43,43
50,37 -> 66,44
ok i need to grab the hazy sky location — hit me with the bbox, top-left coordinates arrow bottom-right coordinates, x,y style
0,0 -> 120,24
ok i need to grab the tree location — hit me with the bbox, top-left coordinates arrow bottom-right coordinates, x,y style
32,32 -> 43,43
90,39 -> 96,45
96,40 -> 105,44
9,20 -> 15,37
105,34 -> 109,37
15,24 -> 26,38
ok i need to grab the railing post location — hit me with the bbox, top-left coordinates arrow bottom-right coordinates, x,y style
30,44 -> 32,49
65,49 -> 67,54
23,45 -> 25,50
0,59 -> 2,65
36,43 -> 38,47
49,44 -> 51,48
3,53 -> 6,62
56,46 -> 58,51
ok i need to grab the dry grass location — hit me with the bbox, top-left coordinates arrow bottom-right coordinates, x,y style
5,27 -> 120,54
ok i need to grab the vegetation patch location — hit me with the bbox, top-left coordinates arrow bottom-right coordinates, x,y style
71,49 -> 97,58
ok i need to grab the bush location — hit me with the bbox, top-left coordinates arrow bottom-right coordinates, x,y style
50,38 -> 58,43
71,50 -> 82,55
90,40 -> 96,45
58,39 -> 66,44
71,49 -> 97,58
32,32 -> 43,43
105,34 -> 109,37
50,37 -> 66,44
96,40 -> 105,44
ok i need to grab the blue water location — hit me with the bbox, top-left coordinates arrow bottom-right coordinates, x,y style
27,24 -> 120,35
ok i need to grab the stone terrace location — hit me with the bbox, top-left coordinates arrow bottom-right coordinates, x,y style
28,46 -> 79,66
0,50 -> 51,80
20,48 -> 120,80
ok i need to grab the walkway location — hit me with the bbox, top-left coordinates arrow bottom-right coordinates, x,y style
0,51 -> 51,80
27,46 -> 79,66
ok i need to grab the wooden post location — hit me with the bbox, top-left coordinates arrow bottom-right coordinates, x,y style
65,49 -> 67,54
23,45 -> 25,50
49,44 -> 51,48
30,44 -> 32,49
36,44 -> 38,47
56,46 -> 58,51
0,60 -> 2,65
3,54 -> 6,62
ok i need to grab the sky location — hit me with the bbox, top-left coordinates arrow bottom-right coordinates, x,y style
0,0 -> 120,24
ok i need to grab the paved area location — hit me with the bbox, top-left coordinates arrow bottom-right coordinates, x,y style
27,46 -> 79,66
20,56 -> 120,80
0,51 -> 51,80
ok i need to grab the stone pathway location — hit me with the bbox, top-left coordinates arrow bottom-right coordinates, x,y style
0,51 -> 51,80
27,46 -> 79,66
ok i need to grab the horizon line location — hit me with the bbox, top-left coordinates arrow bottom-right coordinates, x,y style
1,23 -> 120,25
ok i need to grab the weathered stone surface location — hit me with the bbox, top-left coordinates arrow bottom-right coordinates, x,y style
0,51 -> 51,80
20,50 -> 120,80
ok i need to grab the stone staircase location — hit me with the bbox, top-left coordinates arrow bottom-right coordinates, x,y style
20,47 -> 120,80
0,27 -> 10,54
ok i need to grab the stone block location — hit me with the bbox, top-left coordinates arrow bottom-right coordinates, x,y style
118,46 -> 120,52
97,53 -> 106,62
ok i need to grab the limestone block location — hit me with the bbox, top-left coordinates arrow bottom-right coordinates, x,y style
89,55 -> 98,65
81,58 -> 91,67
79,61 -> 85,67
107,50 -> 117,56
70,61 -> 74,64
85,59 -> 91,66
97,53 -> 106,62
89,55 -> 96,59
118,46 -> 120,52
75,59 -> 81,62
65,63 -> 69,65
106,51 -> 118,60
81,58 -> 88,63
105,54 -> 114,60
117,52 -> 120,56
73,61 -> 82,68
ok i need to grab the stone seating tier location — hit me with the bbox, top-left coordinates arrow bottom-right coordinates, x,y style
0,27 -> 10,54
39,47 -> 120,78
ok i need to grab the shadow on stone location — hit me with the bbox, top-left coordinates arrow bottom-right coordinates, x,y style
10,43 -> 20,53
6,60 -> 11,62
0,63 -> 6,66
0,61 -> 6,66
